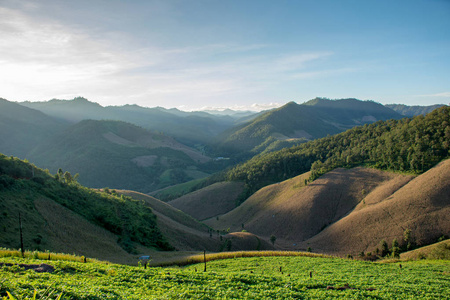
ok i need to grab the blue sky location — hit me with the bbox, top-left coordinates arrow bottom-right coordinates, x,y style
0,0 -> 449,110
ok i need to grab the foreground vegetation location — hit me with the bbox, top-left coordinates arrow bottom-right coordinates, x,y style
1,254 -> 449,299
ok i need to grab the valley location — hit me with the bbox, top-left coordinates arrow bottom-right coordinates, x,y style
0,97 -> 448,299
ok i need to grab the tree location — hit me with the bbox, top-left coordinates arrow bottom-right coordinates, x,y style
63,171 -> 74,184
380,240 -> 389,257
403,228 -> 412,251
391,239 -> 400,258
270,235 -> 276,246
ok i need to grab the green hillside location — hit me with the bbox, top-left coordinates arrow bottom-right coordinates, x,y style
26,119 -> 212,193
214,98 -> 402,156
0,154 -> 172,255
227,106 -> 450,198
0,99 -> 68,158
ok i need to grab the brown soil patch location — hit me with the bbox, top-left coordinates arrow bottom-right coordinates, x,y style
0,263 -> 54,273
169,182 -> 245,220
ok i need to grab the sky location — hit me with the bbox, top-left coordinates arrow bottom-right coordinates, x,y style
0,0 -> 449,111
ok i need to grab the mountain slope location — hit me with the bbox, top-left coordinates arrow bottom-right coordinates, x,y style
27,120 -> 211,192
205,161 -> 449,256
205,167 -> 413,242
386,104 -> 446,116
301,159 -> 450,255
0,154 -> 172,262
227,106 -> 450,197
0,98 -> 67,158
168,181 -> 245,220
215,98 -> 402,156
115,190 -> 223,251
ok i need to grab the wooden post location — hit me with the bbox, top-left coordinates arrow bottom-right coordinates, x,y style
19,213 -> 24,258
203,250 -> 207,272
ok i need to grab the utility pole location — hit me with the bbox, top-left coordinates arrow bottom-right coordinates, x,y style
19,213 -> 24,258
203,250 -> 207,272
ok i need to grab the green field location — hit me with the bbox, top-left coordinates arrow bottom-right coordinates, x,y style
1,255 -> 449,299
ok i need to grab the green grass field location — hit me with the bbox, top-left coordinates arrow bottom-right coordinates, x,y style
1,254 -> 449,299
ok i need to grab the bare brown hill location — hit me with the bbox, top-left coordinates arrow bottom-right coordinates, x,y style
301,159 -> 450,256
168,182 -> 245,220
205,167 -> 413,249
117,190 -> 222,251
222,232 -> 275,251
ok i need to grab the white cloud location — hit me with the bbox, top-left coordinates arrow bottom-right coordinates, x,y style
416,92 -> 450,98
0,5 -> 339,109
194,102 -> 284,112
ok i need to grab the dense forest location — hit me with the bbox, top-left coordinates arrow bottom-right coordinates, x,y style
0,154 -> 173,252
227,106 -> 450,199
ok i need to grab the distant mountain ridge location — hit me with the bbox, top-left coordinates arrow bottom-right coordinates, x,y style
0,98 -> 68,158
386,103 -> 447,116
214,98 -> 402,156
20,97 -> 254,146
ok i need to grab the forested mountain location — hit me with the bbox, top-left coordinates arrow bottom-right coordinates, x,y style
0,154 -> 172,258
20,97 -> 247,146
26,120 -> 214,193
226,106 -> 450,199
214,98 -> 402,157
0,99 -> 68,158
386,104 -> 446,116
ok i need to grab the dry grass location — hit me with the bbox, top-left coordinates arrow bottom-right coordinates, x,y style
204,160 -> 450,257
400,239 -> 450,261
169,181 -> 245,220
150,250 -> 331,267
0,248 -> 105,263
117,190 -> 222,252
205,167 -> 405,245
302,159 -> 450,256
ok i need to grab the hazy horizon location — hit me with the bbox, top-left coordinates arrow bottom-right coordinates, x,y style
1,0 -> 449,110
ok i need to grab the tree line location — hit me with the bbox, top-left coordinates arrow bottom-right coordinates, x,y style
227,106 -> 450,199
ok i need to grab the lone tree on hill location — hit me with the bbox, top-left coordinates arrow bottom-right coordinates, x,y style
270,235 -> 277,246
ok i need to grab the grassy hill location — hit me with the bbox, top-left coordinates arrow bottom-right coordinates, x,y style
214,98 -> 402,156
205,161 -> 450,256
168,181 -> 246,220
0,154 -> 172,263
301,159 -> 450,256
26,119 -> 211,193
0,98 -> 68,158
400,239 -> 450,260
115,190 -> 223,251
